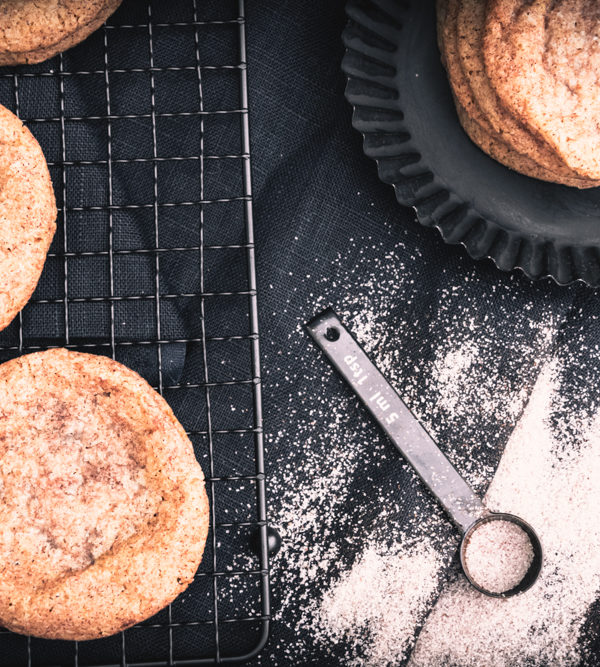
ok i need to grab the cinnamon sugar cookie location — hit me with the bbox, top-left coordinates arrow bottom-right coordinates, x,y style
484,0 -> 600,180
0,349 -> 210,640
0,104 -> 56,332
437,0 -> 600,187
455,0 -> 595,186
0,0 -> 122,66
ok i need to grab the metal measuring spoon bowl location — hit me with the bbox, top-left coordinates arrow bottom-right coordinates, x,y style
460,512 -> 543,598
307,308 -> 544,598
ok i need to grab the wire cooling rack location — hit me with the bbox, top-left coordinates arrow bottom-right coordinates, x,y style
0,1 -> 270,665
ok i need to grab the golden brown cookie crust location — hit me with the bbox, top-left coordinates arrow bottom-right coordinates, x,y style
0,104 -> 56,332
0,0 -> 123,66
0,349 -> 210,641
437,0 -> 600,187
455,99 -> 599,188
455,0 -> 590,183
438,0 -> 492,132
484,0 -> 600,180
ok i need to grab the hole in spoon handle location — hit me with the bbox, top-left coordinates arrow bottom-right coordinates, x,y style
306,307 -> 485,534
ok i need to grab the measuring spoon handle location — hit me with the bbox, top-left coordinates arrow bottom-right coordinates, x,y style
306,308 -> 485,534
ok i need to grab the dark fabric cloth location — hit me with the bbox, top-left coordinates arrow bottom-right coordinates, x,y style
0,0 -> 599,665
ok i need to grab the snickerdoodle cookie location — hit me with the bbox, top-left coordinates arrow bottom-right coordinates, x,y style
0,104 -> 56,332
437,0 -> 600,188
0,0 -> 123,66
485,0 -> 600,181
0,349 -> 210,640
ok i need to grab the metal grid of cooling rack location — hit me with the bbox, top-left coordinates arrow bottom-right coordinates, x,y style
0,1 -> 270,665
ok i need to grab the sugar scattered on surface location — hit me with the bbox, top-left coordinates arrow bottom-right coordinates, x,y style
262,240 -> 454,663
318,540 -> 442,666
463,519 -> 534,594
260,235 -> 572,664
410,360 -> 600,666
433,340 -> 479,417
428,324 -> 555,433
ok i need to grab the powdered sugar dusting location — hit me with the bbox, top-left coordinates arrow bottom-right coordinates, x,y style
318,540 -> 443,666
261,231 -> 588,665
433,339 -> 480,417
410,360 -> 600,666
429,324 -> 555,433
271,396 -> 374,615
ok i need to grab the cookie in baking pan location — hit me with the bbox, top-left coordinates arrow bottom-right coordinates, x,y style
455,0 -> 591,184
484,0 -> 600,181
437,0 -> 600,187
436,0 -> 585,186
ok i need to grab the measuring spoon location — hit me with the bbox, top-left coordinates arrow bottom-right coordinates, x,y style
306,308 -> 542,597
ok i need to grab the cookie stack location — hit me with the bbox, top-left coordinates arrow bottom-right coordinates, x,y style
437,0 -> 600,189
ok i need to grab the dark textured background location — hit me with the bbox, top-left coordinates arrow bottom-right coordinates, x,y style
0,0 -> 599,664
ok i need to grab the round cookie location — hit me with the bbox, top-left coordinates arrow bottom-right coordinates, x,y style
484,0 -> 600,180
454,99 -> 599,188
0,0 -> 123,66
438,0 -> 565,184
0,349 -> 210,641
0,104 -> 56,332
455,0 -> 592,184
